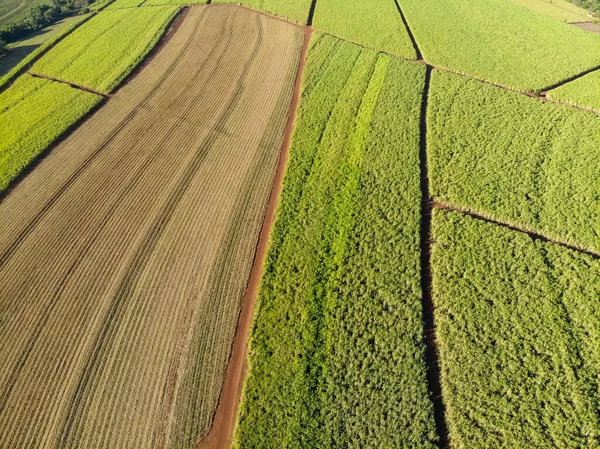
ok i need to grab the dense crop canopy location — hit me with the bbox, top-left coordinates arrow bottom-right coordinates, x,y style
313,0 -> 417,59
399,0 -> 600,92
105,0 -> 147,9
428,69 -> 600,252
0,74 -> 101,192
235,34 -> 436,449
31,6 -> 180,94
432,209 -> 600,448
547,69 -> 600,112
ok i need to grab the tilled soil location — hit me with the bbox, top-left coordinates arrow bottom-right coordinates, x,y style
0,5 -> 303,448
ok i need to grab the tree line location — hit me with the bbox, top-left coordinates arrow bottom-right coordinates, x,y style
0,0 -> 96,54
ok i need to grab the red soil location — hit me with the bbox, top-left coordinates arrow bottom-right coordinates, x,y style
195,25 -> 312,449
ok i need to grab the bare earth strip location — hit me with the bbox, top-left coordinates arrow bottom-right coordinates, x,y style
0,5 -> 303,449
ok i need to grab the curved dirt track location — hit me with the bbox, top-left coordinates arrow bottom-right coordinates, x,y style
0,5 -> 303,449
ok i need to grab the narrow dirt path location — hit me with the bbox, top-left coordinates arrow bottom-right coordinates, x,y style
195,25 -> 312,449
434,202 -> 600,260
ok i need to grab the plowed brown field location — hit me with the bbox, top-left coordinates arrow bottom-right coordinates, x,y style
0,5 -> 304,449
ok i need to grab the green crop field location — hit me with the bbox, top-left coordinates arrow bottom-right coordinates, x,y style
400,0 -> 600,92
506,0 -> 595,22
1,0 -> 600,447
432,209 -> 600,448
30,6 -> 180,94
0,15 -> 89,90
547,69 -> 600,111
0,74 -> 101,192
235,34 -> 436,449
428,69 -> 600,252
105,0 -> 147,9
212,0 -> 313,24
312,0 -> 416,59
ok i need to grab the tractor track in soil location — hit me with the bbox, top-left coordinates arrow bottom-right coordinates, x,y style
195,25 -> 312,449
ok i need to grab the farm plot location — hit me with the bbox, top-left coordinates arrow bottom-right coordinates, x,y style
0,5 -> 303,449
312,0 -> 417,59
428,69 -> 600,253
31,6 -> 180,94
432,209 -> 600,448
0,15 -> 89,88
235,33 -> 437,449
547,69 -> 600,111
505,0 -> 595,22
399,0 -> 600,92
212,0 -> 313,24
105,0 -> 147,9
0,74 -> 101,193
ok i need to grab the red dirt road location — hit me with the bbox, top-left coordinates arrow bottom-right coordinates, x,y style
195,25 -> 312,449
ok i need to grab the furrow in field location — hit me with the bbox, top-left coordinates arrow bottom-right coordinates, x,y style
0,5 -> 302,448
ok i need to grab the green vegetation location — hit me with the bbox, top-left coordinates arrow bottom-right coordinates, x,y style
312,0 -> 416,59
0,74 -> 101,192
212,0 -> 312,24
428,69 -> 600,252
400,0 -> 600,92
0,0 -> 49,28
89,0 -> 115,10
506,0 -> 595,22
0,14 -> 87,89
105,0 -> 146,9
235,34 -> 436,449
0,0 -> 88,44
31,6 -> 179,93
547,69 -> 600,111
432,209 -> 600,448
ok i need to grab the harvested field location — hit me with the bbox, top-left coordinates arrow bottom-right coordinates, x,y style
0,5 -> 303,449
572,21 -> 600,33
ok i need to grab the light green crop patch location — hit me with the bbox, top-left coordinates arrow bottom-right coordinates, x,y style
105,0 -> 147,9
312,0 -> 417,59
547,69 -> 600,112
428,69 -> 600,253
31,6 -> 180,94
400,0 -> 600,92
0,75 -> 102,193
432,209 -> 600,448
234,34 -> 436,449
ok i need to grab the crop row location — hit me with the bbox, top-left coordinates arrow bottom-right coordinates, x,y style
399,0 -> 600,92
235,34 -> 436,449
0,6 -> 303,448
432,209 -> 600,448
428,69 -> 600,253
0,74 -> 101,193
31,6 -> 180,94
0,14 -> 91,90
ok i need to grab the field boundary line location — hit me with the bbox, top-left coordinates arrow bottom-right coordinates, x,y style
539,64 -> 600,94
392,0 -> 422,60
307,0 -> 317,26
195,26 -> 312,449
419,66 -> 449,449
27,71 -> 110,97
434,202 -> 600,260
0,12 -> 96,95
